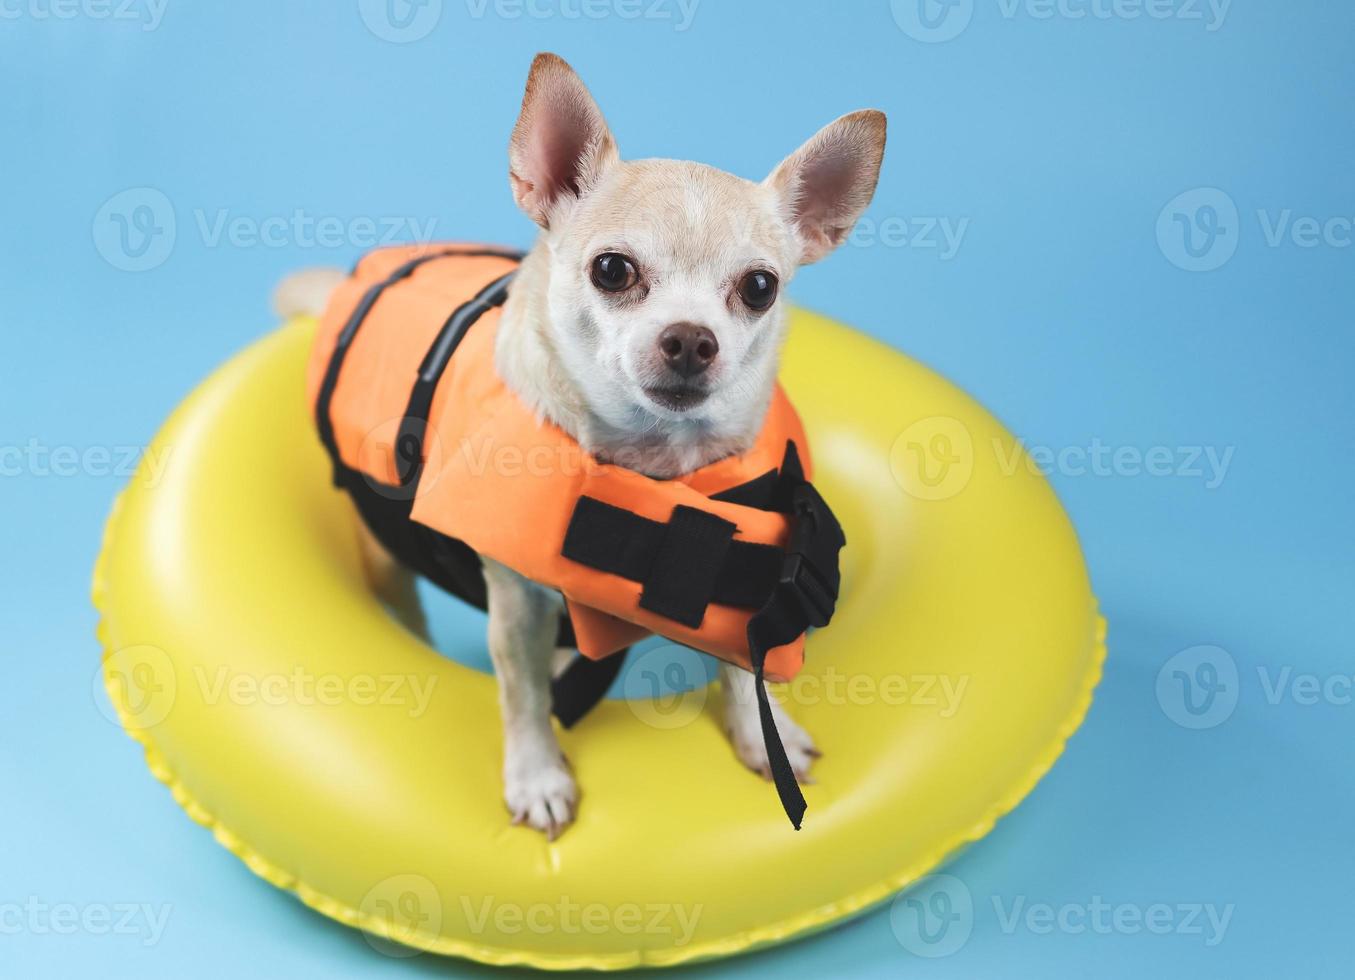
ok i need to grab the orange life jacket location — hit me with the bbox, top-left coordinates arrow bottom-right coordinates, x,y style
307,244 -> 845,827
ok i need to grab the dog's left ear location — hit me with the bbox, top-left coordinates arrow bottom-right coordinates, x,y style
766,110 -> 887,265
509,53 -> 619,228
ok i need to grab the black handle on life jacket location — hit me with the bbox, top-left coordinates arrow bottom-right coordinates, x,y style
315,247 -> 523,488
394,269 -> 519,488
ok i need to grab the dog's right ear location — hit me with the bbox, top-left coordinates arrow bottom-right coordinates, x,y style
509,53 -> 618,229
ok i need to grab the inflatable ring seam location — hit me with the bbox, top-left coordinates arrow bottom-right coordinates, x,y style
94,492 -> 1105,969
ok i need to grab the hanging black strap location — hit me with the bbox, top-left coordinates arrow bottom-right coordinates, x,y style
557,440 -> 845,828
744,455 -> 844,829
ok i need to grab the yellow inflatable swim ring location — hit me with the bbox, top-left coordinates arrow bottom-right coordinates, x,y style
93,309 -> 1104,969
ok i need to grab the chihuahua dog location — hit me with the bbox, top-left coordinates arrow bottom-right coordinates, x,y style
278,53 -> 885,839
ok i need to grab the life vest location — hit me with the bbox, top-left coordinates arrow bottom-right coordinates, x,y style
307,243 -> 845,827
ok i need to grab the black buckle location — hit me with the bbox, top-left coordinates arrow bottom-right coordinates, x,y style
778,553 -> 835,628
776,482 -> 843,630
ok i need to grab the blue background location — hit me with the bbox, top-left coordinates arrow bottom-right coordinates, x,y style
3,1 -> 1352,976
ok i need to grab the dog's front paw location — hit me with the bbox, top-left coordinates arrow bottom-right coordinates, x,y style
503,745 -> 578,840
723,697 -> 821,783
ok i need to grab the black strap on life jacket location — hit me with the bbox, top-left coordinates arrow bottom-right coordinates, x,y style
549,650 -> 628,728
558,440 -> 846,828
561,501 -> 785,624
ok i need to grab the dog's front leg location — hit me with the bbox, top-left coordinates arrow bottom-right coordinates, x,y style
719,662 -> 821,783
482,557 -> 577,839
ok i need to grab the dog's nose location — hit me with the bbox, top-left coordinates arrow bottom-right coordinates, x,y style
658,322 -> 719,378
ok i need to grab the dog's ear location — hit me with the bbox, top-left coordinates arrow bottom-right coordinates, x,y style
509,53 -> 618,228
765,110 -> 887,264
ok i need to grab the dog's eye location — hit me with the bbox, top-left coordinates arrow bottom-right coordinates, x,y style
737,270 -> 779,311
590,252 -> 638,293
